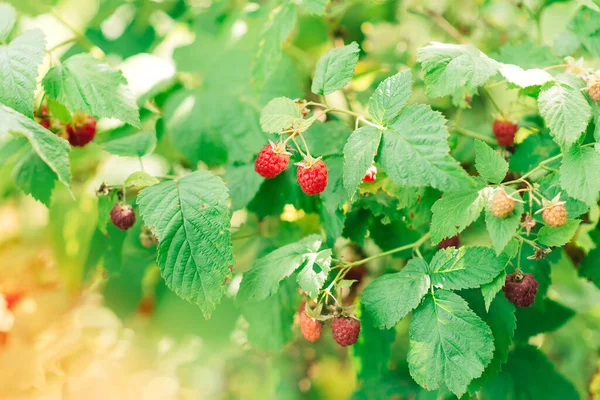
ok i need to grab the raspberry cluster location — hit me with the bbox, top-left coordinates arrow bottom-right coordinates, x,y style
35,105 -> 98,148
298,305 -> 360,346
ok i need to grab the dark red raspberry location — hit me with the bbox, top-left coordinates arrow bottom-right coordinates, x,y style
36,105 -> 51,129
110,204 -> 136,230
362,165 -> 377,183
438,235 -> 460,249
492,119 -> 518,147
331,316 -> 360,346
299,311 -> 323,342
66,113 -> 97,147
297,158 -> 328,195
254,142 -> 290,178
503,272 -> 538,307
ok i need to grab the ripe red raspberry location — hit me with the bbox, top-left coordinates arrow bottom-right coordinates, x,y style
588,82 -> 600,102
491,189 -> 516,218
331,316 -> 360,346
36,105 -> 51,129
503,272 -> 538,307
438,235 -> 460,249
362,165 -> 377,183
110,204 -> 136,230
299,311 -> 323,342
66,113 -> 97,147
254,141 -> 290,178
297,158 -> 328,195
492,119 -> 518,147
538,194 -> 567,227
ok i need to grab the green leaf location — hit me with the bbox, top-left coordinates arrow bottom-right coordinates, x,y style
509,133 -> 560,174
538,219 -> 580,247
311,41 -> 359,95
136,170 -> 234,318
12,147 -> 56,204
361,258 -> 430,329
368,70 -> 412,125
259,97 -> 301,133
241,276 -> 298,352
430,187 -> 486,244
102,130 -> 156,157
225,164 -> 265,211
304,121 -> 352,157
429,246 -> 506,290
538,82 -> 591,149
237,235 -> 322,302
43,54 -> 140,127
0,3 -> 17,42
569,6 -> 600,57
497,41 -> 561,69
463,290 -> 516,393
514,298 -> 574,341
481,270 -> 507,312
296,0 -> 328,14
0,29 -> 45,117
321,155 -> 347,212
124,171 -> 159,188
47,98 -> 72,123
499,345 -> 579,399
0,104 -> 71,197
485,199 -> 524,255
559,146 -> 600,206
379,104 -> 470,191
408,290 -> 494,397
474,139 -> 508,183
343,126 -> 382,198
417,43 -> 499,104
296,249 -> 331,298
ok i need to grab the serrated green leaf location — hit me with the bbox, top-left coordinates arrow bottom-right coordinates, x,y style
124,171 -> 159,188
225,164 -> 265,211
379,104 -> 470,191
237,235 -> 322,302
260,97 -> 301,133
474,139 -> 508,183
12,147 -> 56,205
321,155 -> 347,212
297,248 -> 331,298
136,170 -> 233,318
463,290 -> 516,393
296,0 -> 328,14
0,29 -> 45,117
0,3 -> 17,42
102,130 -> 156,157
429,246 -> 506,290
408,290 -> 494,397
0,104 -> 71,195
43,54 -> 140,127
46,98 -> 72,123
417,43 -> 499,104
311,42 -> 359,95
368,70 -> 412,125
559,146 -> 600,206
430,187 -> 486,244
481,270 -> 507,311
362,258 -> 430,329
343,126 -> 382,198
538,219 -> 580,247
485,199 -> 524,255
538,82 -> 591,149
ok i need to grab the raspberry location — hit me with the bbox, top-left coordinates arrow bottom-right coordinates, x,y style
299,311 -> 323,342
297,158 -> 328,195
254,141 -> 290,178
492,119 -> 518,147
542,204 -> 567,227
438,235 -> 460,249
538,194 -> 567,227
66,113 -> 97,147
362,165 -> 377,183
36,105 -> 51,129
588,82 -> 600,102
110,204 -> 136,230
491,189 -> 516,218
503,272 -> 538,307
331,316 -> 360,347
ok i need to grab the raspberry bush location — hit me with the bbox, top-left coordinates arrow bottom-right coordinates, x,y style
2,0 -> 600,398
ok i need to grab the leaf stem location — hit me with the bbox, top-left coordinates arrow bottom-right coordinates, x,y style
482,87 -> 504,115
503,153 -> 563,184
50,10 -> 104,58
344,232 -> 432,268
451,126 -> 497,145
326,107 -> 387,130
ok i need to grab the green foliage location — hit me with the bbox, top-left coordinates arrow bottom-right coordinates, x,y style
367,70 -> 412,125
430,187 -> 486,244
311,41 -> 359,95
474,139 -> 508,183
343,126 -> 381,197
